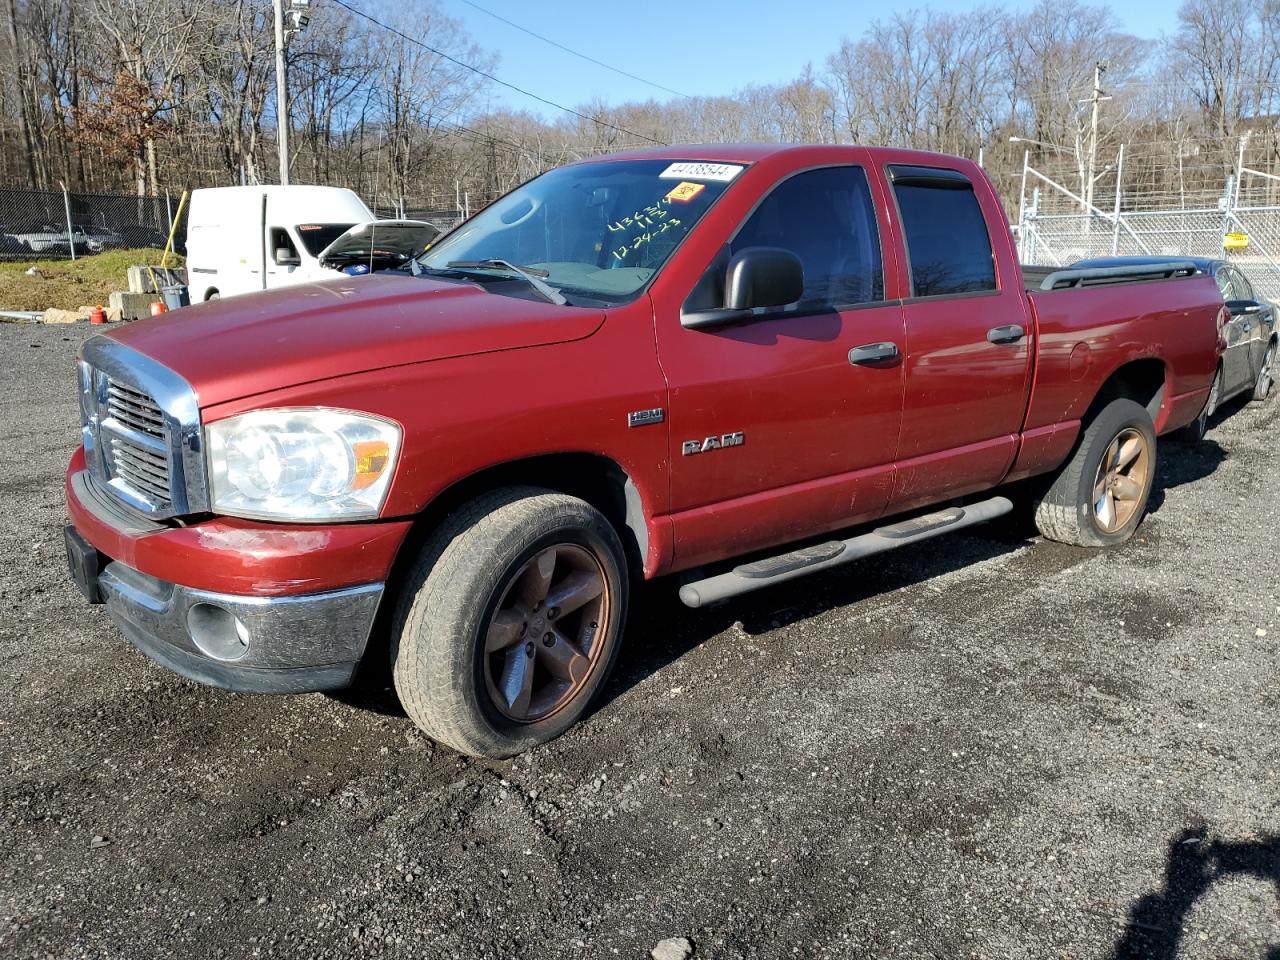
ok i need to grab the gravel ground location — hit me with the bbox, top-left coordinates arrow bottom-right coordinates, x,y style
1,322 -> 1277,960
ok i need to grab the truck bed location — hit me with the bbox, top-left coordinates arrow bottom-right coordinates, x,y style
1021,260 -> 1200,293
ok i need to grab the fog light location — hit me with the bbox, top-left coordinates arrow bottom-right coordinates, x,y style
187,602 -> 251,661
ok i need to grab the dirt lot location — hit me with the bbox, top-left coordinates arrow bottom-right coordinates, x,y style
1,322 -> 1277,960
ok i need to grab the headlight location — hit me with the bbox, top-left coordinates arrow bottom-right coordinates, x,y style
206,408 -> 401,521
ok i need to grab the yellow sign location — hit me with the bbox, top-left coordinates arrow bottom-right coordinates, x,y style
665,181 -> 706,203
1224,231 -> 1250,251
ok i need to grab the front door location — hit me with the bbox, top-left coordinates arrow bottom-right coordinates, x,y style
656,164 -> 907,570
1220,266 -> 1266,394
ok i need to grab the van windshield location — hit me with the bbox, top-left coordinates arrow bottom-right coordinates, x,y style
417,159 -> 742,304
295,223 -> 357,256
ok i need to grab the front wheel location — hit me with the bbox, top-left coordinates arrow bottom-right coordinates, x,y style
1034,398 -> 1157,547
391,487 -> 628,758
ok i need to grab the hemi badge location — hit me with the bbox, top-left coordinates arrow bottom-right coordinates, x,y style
627,408 -> 665,428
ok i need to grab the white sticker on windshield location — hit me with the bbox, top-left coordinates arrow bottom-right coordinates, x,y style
658,162 -> 744,182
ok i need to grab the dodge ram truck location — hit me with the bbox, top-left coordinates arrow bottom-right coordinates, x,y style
64,144 -> 1225,758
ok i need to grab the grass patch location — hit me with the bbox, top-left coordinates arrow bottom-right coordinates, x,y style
0,248 -> 184,313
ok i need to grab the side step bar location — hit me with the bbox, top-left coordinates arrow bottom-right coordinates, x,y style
678,496 -> 1013,608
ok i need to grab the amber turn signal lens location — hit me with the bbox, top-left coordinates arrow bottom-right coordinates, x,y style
351,440 -> 391,490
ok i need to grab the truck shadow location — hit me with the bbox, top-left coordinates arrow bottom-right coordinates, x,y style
1110,826 -> 1280,959
600,527 -> 1030,712
1146,437 -> 1226,515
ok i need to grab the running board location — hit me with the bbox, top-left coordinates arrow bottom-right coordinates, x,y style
677,496 -> 1013,608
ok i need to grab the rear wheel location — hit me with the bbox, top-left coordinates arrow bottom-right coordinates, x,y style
1034,398 -> 1156,547
391,487 -> 628,758
1251,340 -> 1276,402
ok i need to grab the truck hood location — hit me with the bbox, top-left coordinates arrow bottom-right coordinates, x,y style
105,273 -> 606,408
316,219 -> 441,269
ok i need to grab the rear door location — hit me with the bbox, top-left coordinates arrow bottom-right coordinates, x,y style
882,164 -> 1034,511
658,162 -> 907,568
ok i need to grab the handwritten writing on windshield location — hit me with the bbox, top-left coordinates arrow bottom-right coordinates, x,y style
608,199 -> 683,262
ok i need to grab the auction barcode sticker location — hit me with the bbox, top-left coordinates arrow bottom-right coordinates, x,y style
658,162 -> 745,182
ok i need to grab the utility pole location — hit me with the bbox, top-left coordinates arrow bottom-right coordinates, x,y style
272,0 -> 312,186
273,0 -> 289,185
1083,62 -> 1111,213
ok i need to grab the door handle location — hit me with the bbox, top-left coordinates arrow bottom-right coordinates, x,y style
987,324 -> 1025,344
848,342 -> 900,365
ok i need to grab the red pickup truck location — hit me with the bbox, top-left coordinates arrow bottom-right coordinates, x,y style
65,144 -> 1224,757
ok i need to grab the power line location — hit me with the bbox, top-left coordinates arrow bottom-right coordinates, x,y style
354,77 -> 573,167
454,0 -> 692,100
330,0 -> 668,147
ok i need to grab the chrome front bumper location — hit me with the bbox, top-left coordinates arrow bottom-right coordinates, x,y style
98,561 -> 384,693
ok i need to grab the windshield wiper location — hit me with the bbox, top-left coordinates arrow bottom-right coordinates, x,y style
444,259 -> 567,305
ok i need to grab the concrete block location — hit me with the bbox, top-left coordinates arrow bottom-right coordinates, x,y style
109,290 -> 160,321
43,308 -> 88,325
127,265 -> 187,294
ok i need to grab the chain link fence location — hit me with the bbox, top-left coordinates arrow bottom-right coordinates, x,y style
0,188 -> 184,261
1016,157 -> 1280,302
0,187 -> 468,262
1020,205 -> 1280,301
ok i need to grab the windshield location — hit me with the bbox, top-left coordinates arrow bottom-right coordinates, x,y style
418,159 -> 743,303
295,222 -> 358,257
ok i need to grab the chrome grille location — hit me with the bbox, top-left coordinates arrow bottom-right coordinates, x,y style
106,381 -> 165,438
103,378 -> 172,507
78,337 -> 208,520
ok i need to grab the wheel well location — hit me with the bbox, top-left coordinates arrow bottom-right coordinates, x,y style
404,454 -> 647,578
1087,358 -> 1167,424
203,287 -> 218,301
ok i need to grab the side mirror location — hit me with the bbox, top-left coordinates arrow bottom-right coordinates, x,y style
725,247 -> 804,310
1225,298 -> 1262,316
274,247 -> 300,267
680,247 -> 805,330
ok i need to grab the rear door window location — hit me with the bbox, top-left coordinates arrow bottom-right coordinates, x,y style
889,167 -> 997,298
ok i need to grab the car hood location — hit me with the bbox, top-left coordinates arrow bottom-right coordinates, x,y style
316,220 -> 441,268
105,272 -> 606,408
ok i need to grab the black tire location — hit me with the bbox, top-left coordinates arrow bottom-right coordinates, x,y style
1034,398 -> 1157,547
1251,340 -> 1276,402
204,289 -> 220,302
390,487 -> 628,758
1179,366 -> 1221,443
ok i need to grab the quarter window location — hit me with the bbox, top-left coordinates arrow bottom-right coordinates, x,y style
891,171 -> 997,297
730,166 -> 884,308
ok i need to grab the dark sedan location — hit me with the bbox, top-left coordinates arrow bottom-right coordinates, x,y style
1073,256 -> 1277,425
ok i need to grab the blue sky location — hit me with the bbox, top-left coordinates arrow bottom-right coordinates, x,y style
446,0 -> 1173,117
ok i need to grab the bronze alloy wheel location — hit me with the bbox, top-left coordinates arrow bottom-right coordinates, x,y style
1091,427 -> 1152,533
482,543 -> 610,723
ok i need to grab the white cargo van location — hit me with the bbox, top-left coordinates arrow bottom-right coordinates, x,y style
184,185 -> 441,302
